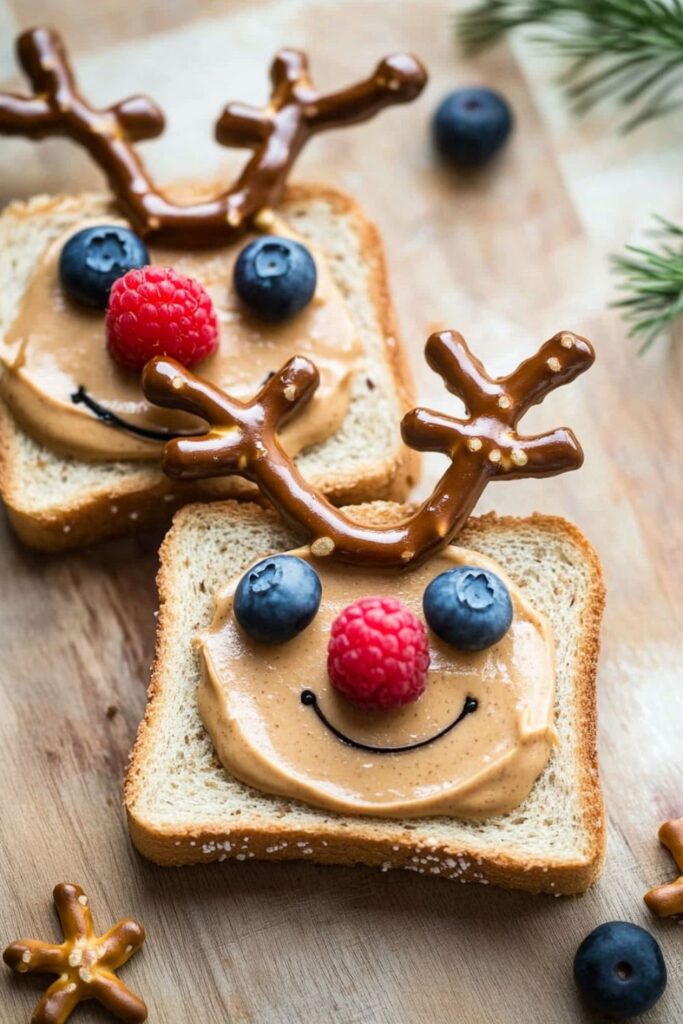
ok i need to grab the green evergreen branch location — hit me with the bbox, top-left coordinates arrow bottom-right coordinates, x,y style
457,0 -> 683,130
612,216 -> 683,350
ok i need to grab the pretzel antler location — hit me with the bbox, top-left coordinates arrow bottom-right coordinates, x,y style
0,28 -> 427,245
142,329 -> 594,568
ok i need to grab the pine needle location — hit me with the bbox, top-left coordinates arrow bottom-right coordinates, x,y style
457,0 -> 683,130
612,216 -> 683,350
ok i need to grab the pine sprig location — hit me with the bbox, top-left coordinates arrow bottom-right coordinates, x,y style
457,0 -> 683,130
612,216 -> 683,350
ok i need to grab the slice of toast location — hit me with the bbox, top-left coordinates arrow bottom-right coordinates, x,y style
0,184 -> 417,551
124,500 -> 606,895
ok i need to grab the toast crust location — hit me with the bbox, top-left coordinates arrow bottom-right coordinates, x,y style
124,502 -> 606,894
0,184 -> 418,551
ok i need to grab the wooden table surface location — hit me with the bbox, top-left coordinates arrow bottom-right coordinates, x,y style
1,2 -> 682,1022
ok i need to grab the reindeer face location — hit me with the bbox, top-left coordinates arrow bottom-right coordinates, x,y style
138,324 -> 592,820
198,545 -> 557,820
0,213 -> 361,462
0,29 -> 427,470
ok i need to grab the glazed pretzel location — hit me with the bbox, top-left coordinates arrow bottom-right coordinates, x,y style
142,328 -> 595,568
0,27 -> 427,246
3,883 -> 146,1024
644,818 -> 683,917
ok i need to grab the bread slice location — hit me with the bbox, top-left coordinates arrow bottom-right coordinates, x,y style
124,500 -> 606,895
0,184 -> 417,551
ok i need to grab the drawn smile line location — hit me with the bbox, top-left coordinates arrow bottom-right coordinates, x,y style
71,387 -> 205,443
300,691 -> 478,754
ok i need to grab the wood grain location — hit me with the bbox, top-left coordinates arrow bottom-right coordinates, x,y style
1,1 -> 682,1022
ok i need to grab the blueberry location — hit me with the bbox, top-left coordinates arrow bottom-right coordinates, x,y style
432,87 -> 513,168
234,554 -> 322,644
234,235 -> 317,321
574,921 -> 667,1019
423,566 -> 512,651
59,225 -> 149,308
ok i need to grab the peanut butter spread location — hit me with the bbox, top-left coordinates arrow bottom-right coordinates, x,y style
0,216 -> 361,461
198,545 -> 558,819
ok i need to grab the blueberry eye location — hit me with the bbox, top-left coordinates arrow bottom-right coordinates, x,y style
423,566 -> 513,651
59,225 -> 149,309
233,235 -> 317,322
234,554 -> 322,644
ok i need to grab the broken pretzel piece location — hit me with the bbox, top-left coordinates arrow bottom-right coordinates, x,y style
645,818 -> 683,918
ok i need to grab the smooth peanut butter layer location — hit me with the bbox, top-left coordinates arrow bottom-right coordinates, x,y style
0,215 -> 361,461
198,545 -> 558,819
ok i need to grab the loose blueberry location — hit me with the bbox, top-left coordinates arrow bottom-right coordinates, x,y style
432,87 -> 513,168
59,225 -> 149,308
233,235 -> 317,322
574,921 -> 667,1019
234,554 -> 322,644
423,566 -> 512,651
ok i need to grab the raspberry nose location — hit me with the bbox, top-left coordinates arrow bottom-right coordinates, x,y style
326,596 -> 430,712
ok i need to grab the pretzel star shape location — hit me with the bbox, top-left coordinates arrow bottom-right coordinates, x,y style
644,818 -> 683,917
3,883 -> 147,1024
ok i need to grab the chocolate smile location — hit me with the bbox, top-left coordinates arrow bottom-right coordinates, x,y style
300,690 -> 478,754
71,386 -> 205,442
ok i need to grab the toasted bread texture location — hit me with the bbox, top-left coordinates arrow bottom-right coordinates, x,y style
0,184 -> 417,551
124,501 -> 606,895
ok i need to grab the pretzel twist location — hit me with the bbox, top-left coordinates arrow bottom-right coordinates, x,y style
3,883 -> 147,1024
644,818 -> 683,918
0,28 -> 427,245
143,328 -> 594,568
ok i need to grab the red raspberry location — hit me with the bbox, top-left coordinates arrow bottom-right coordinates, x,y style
105,265 -> 219,370
327,597 -> 430,712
